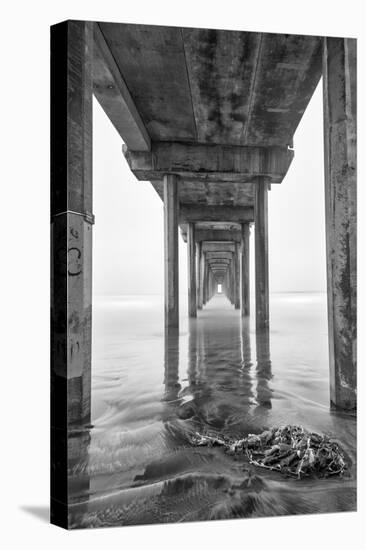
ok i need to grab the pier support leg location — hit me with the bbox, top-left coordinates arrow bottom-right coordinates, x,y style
199,249 -> 205,308
241,223 -> 250,316
323,38 -> 357,410
234,243 -> 241,309
51,20 -> 94,527
187,223 -> 197,317
196,242 -> 202,310
255,177 -> 269,330
203,259 -> 208,305
164,174 -> 179,327
229,262 -> 235,305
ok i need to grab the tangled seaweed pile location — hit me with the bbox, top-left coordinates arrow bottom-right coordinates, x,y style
189,425 -> 347,479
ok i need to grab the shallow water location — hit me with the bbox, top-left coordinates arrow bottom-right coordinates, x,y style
68,293 -> 356,528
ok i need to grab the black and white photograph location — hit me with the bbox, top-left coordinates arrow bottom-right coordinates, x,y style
51,17 -> 357,529
2,1 -> 363,547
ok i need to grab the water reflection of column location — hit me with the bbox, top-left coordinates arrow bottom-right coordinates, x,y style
67,429 -> 91,526
240,316 -> 252,368
163,327 -> 181,402
196,318 -> 207,384
255,329 -> 273,408
188,319 -> 198,388
239,316 -> 255,408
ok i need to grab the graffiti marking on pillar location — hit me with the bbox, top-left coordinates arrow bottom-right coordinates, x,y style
68,247 -> 82,276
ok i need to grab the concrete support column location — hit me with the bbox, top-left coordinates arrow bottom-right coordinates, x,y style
207,265 -> 211,301
323,38 -> 357,410
199,249 -> 205,308
203,260 -> 208,305
196,242 -> 202,309
234,243 -> 241,309
241,223 -> 250,316
255,177 -> 269,330
229,261 -> 235,305
187,223 -> 197,317
206,262 -> 210,303
51,20 -> 94,527
211,270 -> 214,299
227,264 -> 231,303
164,174 -> 179,327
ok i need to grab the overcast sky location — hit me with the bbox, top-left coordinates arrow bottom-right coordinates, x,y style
92,80 -> 326,297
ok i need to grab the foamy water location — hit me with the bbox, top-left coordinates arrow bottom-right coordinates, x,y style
68,293 -> 356,528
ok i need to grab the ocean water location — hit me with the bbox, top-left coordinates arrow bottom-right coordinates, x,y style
68,293 -> 356,528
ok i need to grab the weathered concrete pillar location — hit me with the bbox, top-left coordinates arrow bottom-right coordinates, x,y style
229,261 -> 235,305
241,223 -> 250,316
164,174 -> 179,327
255,177 -> 269,330
227,264 -> 231,303
187,223 -> 197,317
227,269 -> 231,302
234,243 -> 241,309
199,248 -> 205,308
323,38 -> 357,410
202,257 -> 208,305
51,20 -> 93,528
196,242 -> 202,309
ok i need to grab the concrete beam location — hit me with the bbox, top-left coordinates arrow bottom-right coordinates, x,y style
164,174 -> 179,327
205,251 -> 233,260
323,37 -> 357,410
202,242 -> 236,253
123,142 -> 293,183
180,227 -> 242,243
209,263 -> 231,269
93,23 -> 151,151
207,257 -> 231,263
179,205 -> 254,224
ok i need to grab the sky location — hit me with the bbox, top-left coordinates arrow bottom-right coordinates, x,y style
92,80 -> 326,297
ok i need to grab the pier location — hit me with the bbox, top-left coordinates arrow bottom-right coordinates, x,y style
51,20 -> 356,456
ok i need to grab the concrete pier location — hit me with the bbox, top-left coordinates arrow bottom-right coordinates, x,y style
51,27 -> 358,518
323,37 -> 357,410
50,21 -> 359,531
255,178 -> 269,330
164,174 -> 179,327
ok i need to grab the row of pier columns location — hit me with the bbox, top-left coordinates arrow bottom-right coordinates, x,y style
164,175 -> 264,328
